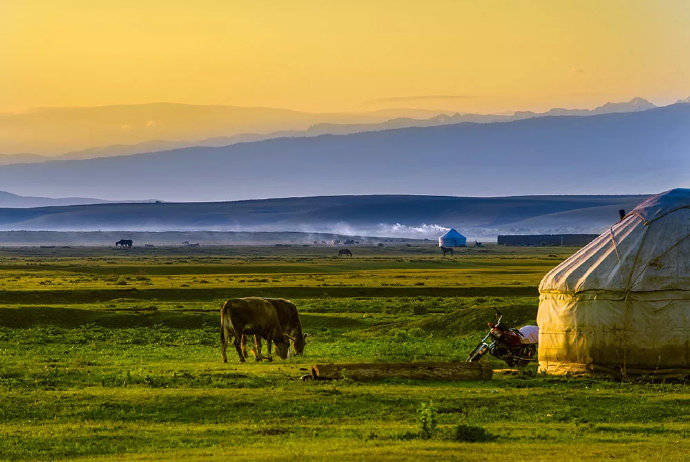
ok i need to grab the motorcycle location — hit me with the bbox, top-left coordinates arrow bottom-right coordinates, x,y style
466,310 -> 538,367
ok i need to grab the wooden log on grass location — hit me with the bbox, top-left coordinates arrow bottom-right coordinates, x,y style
310,361 -> 492,381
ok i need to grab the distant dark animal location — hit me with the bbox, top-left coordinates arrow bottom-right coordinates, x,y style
474,241 -> 483,247
338,249 -> 353,257
220,297 -> 291,363
144,243 -> 155,248
115,239 -> 133,248
242,298 -> 307,359
440,246 -> 454,256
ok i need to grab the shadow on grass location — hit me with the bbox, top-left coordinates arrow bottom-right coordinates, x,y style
0,307 -> 371,331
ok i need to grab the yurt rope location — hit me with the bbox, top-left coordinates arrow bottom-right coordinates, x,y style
609,227 -> 621,263
620,217 -> 652,376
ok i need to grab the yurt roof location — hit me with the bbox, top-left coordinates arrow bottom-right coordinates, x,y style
539,188 -> 689,295
441,228 -> 465,239
628,187 -> 690,222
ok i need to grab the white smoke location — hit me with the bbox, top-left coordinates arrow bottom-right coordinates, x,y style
373,223 -> 450,238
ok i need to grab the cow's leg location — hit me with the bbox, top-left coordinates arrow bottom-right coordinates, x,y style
265,337 -> 273,362
220,327 -> 228,363
253,335 -> 262,360
253,336 -> 264,361
233,334 -> 245,363
240,334 -> 250,359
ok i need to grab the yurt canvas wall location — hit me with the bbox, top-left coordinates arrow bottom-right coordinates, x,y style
439,228 -> 466,247
537,188 -> 689,376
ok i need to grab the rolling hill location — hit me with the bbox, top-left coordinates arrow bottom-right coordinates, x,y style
0,194 -> 649,239
0,103 -> 686,201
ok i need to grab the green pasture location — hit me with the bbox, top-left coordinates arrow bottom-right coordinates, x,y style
0,245 -> 686,461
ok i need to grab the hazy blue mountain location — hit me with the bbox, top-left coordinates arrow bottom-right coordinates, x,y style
0,97 -> 664,164
0,153 -> 51,166
515,97 -> 656,118
0,102 -> 443,155
0,103 -> 686,201
0,194 -> 649,239
0,191 -> 110,208
0,191 -> 162,208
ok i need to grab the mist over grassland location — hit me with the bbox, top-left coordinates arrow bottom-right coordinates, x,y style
0,194 -> 648,242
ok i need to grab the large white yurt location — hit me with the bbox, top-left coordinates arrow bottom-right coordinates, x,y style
439,228 -> 466,247
538,188 -> 689,376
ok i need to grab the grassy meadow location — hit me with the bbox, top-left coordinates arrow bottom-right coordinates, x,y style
0,244 -> 687,461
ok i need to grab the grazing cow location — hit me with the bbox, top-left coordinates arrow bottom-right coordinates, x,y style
243,298 -> 307,358
220,297 -> 291,363
338,248 -> 353,257
440,246 -> 454,256
115,239 -> 133,248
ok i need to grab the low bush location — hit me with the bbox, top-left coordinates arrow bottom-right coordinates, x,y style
452,423 -> 494,442
417,402 -> 438,439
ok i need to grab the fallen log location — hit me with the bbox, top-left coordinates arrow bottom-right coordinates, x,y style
310,361 -> 492,381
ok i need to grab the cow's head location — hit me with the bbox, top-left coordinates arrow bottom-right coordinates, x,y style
292,332 -> 308,355
274,336 -> 291,360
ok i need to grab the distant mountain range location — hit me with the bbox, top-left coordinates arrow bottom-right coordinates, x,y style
0,102 -> 686,201
0,194 -> 650,239
0,191 -> 110,208
0,191 -> 156,208
0,103 -> 444,157
0,97 -> 678,164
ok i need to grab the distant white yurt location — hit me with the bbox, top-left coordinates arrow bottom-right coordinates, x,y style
538,188 -> 689,376
439,228 -> 466,247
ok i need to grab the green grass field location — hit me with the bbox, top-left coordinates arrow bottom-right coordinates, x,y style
0,245 -> 687,461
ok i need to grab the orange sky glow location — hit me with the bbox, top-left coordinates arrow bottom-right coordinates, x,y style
2,0 -> 689,114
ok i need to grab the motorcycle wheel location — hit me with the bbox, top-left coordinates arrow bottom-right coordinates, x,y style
466,345 -> 485,362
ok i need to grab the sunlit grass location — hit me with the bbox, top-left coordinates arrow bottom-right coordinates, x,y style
0,245 -> 686,460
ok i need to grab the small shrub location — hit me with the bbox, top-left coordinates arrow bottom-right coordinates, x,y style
417,402 -> 438,439
413,304 -> 428,315
452,423 -> 494,442
115,277 -> 128,286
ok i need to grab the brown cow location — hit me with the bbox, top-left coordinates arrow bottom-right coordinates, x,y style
220,297 -> 291,363
242,298 -> 307,359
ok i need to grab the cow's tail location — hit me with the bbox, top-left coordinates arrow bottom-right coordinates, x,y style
220,302 -> 226,344
220,301 -> 230,363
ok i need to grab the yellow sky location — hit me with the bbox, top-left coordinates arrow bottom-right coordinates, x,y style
2,0 -> 689,114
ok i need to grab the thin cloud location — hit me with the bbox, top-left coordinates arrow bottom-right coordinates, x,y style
362,95 -> 472,106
